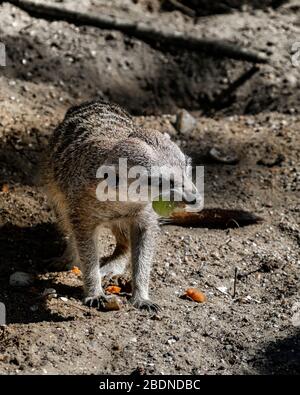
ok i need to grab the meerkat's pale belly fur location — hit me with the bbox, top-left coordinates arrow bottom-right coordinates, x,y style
44,99 -> 196,312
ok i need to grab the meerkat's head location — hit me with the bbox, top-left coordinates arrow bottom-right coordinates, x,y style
97,128 -> 203,210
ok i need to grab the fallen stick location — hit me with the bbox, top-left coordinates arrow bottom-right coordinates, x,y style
162,0 -> 235,16
212,65 -> 260,110
233,267 -> 238,298
5,0 -> 269,64
163,0 -> 196,17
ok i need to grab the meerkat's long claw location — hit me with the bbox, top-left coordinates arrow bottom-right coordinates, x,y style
84,295 -> 107,310
130,298 -> 161,314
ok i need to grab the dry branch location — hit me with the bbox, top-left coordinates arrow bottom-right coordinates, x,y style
211,65 -> 260,110
163,0 -> 196,17
6,0 -> 269,64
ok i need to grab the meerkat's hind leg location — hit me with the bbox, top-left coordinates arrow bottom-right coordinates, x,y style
100,224 -> 130,278
51,233 -> 80,271
44,187 -> 80,271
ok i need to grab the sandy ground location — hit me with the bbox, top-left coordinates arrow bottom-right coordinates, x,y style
0,0 -> 299,374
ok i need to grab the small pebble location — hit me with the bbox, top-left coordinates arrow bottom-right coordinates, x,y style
175,110 -> 196,134
42,288 -> 57,299
216,286 -> 228,294
102,297 -> 121,311
9,272 -> 34,287
209,147 -> 239,164
59,297 -> 68,302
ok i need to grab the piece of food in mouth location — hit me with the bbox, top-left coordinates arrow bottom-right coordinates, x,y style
152,196 -> 186,217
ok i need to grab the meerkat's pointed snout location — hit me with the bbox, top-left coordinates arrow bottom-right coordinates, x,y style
184,194 -> 204,212
182,189 -> 203,212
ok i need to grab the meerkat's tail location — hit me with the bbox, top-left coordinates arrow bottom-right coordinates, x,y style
159,208 -> 263,229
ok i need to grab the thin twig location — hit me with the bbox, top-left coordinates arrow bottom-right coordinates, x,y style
211,66 -> 260,111
233,267 -> 238,298
165,0 -> 196,17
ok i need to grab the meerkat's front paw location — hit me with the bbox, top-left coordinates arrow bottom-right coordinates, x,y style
129,297 -> 161,314
84,294 -> 115,310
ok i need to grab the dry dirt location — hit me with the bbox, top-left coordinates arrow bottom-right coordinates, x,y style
0,0 -> 299,375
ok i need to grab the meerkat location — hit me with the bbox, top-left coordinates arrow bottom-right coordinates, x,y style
43,99 -> 201,312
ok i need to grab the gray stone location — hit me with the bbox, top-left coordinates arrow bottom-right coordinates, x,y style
175,110 -> 196,134
9,272 -> 34,287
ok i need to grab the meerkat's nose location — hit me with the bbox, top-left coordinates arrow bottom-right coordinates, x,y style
182,188 -> 204,211
188,196 -> 197,205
